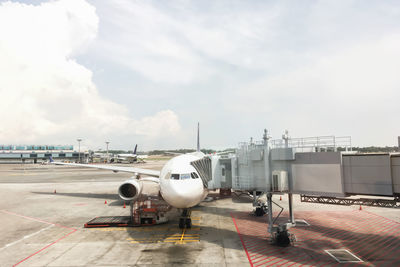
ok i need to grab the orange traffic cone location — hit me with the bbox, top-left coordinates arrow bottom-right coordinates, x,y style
123,202 -> 126,208
280,196 -> 282,201
104,200 -> 107,204
359,205 -> 362,211
54,189 -> 56,194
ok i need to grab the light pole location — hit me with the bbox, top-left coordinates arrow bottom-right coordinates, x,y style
105,141 -> 110,163
77,138 -> 82,163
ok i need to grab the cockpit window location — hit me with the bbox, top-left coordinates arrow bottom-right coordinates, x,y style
180,173 -> 191,180
171,174 -> 180,180
191,172 -> 199,179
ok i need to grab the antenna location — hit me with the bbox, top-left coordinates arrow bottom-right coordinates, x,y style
197,122 -> 200,152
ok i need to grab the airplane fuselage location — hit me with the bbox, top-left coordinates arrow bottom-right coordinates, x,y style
159,152 -> 207,208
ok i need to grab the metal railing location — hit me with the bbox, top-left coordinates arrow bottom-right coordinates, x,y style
270,135 -> 352,151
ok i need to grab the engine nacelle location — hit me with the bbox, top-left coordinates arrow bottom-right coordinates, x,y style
118,179 -> 142,201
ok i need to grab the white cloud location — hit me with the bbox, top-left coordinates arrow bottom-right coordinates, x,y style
0,0 -> 181,147
226,34 -> 400,146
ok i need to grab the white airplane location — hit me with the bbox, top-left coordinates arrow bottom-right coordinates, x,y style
50,123 -> 207,228
114,144 -> 148,163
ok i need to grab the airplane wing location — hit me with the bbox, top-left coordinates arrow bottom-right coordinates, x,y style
50,159 -> 160,177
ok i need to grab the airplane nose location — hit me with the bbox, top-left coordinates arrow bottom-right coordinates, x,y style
162,181 -> 204,208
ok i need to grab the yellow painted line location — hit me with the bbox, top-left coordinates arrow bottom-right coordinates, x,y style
127,238 -> 161,241
163,240 -> 199,243
160,233 -> 199,236
180,228 -> 186,242
163,239 -> 200,242
164,239 -> 199,240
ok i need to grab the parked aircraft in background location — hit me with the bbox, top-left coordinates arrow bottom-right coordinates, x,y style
114,144 -> 148,163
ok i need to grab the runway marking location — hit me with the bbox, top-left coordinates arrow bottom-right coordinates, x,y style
0,210 -> 77,267
123,215 -> 202,244
0,224 -> 54,251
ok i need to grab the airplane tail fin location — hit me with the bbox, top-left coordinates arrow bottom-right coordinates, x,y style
197,122 -> 200,152
49,156 -> 54,163
133,144 -> 138,155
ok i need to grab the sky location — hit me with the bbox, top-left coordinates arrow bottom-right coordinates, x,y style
0,0 -> 399,151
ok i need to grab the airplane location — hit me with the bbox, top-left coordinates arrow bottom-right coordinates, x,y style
114,144 -> 148,163
50,123 -> 207,229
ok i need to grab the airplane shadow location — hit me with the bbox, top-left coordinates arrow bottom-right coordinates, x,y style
31,191 -> 120,200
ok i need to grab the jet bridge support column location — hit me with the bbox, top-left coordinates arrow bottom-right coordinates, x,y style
267,193 -> 273,234
288,193 -> 295,224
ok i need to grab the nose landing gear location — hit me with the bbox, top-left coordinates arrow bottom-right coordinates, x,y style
179,209 -> 192,229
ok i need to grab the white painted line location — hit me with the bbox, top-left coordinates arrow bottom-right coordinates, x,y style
295,219 -> 310,226
0,224 -> 54,251
325,249 -> 363,263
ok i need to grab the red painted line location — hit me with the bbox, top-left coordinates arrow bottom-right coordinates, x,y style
271,255 -> 296,266
299,215 -> 383,267
304,211 -> 383,248
250,247 -> 292,266
1,209 -> 74,230
13,228 -> 77,267
363,210 -> 400,225
284,250 -> 313,267
317,213 -> 383,243
234,210 -> 400,267
253,254 -> 283,267
245,240 -> 270,250
231,213 -> 254,267
349,221 -> 399,254
361,227 -> 400,261
250,249 -> 278,261
0,210 -> 77,267
248,244 -> 277,256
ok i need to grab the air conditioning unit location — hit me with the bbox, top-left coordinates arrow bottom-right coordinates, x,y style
271,171 -> 288,192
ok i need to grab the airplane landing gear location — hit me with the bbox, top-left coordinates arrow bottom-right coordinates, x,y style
179,209 -> 192,229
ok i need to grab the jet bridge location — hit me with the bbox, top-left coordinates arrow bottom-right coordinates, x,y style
191,129 -> 400,246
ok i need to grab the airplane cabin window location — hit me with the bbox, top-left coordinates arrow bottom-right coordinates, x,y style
171,174 -> 180,180
180,173 -> 191,180
191,172 -> 199,179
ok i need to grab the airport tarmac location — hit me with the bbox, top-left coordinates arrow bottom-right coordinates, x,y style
0,162 -> 399,266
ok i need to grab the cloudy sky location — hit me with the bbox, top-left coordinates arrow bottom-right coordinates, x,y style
0,0 -> 399,150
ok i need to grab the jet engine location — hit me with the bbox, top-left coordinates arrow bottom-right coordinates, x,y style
118,179 -> 142,201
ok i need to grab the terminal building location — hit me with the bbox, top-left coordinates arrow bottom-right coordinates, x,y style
0,145 -> 88,163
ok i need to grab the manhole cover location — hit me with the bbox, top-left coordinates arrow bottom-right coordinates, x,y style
325,249 -> 363,263
295,219 -> 310,226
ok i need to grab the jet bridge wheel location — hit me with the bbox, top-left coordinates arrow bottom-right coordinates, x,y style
275,230 -> 291,247
255,207 -> 266,217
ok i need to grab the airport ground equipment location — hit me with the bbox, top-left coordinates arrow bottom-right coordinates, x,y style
191,129 -> 400,246
84,197 -> 170,228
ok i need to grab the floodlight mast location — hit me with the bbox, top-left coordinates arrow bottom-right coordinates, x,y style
105,141 -> 110,163
77,138 -> 82,163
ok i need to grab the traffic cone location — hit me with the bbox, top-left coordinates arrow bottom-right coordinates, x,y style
123,202 -> 126,208
54,189 -> 56,194
359,205 -> 362,211
104,200 -> 107,204
280,196 -> 282,201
